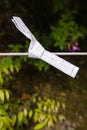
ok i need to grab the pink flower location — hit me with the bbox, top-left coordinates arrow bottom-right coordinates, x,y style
68,41 -> 80,52
72,45 -> 80,51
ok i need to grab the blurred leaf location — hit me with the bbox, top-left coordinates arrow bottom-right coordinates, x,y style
18,111 -> 23,125
32,98 -> 36,103
14,66 -> 20,72
52,115 -> 57,123
33,113 -> 39,122
2,67 -> 9,75
23,108 -> 28,117
5,90 -> 10,101
11,114 -> 17,126
29,110 -> 33,118
0,119 -> 3,129
34,123 -> 45,130
0,73 -> 3,84
0,90 -> 4,103
9,65 -> 14,73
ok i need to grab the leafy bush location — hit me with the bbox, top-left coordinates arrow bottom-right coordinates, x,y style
32,96 -> 65,130
0,57 -> 21,85
51,12 -> 86,50
0,53 -> 66,130
0,87 -> 65,130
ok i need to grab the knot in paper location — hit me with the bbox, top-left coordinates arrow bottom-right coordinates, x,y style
28,40 -> 45,59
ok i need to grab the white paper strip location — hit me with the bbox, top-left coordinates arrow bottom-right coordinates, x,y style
11,16 -> 79,78
41,50 -> 79,78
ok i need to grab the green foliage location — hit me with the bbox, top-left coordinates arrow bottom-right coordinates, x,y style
0,57 -> 21,84
34,60 -> 49,71
34,123 -> 45,130
0,88 -> 66,130
12,95 -> 65,129
29,109 -> 33,118
52,0 -> 69,13
32,96 -> 65,129
51,12 -> 86,50
0,89 -> 10,103
0,109 -> 12,130
0,89 -> 12,130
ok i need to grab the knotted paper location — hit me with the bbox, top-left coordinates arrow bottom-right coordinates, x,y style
11,16 -> 79,78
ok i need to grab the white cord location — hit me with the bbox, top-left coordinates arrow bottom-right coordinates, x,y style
0,52 -> 87,56
53,52 -> 87,55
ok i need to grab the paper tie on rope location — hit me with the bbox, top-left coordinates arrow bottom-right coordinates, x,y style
11,16 -> 79,78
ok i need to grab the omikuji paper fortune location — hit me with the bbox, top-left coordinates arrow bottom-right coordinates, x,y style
12,16 -> 79,78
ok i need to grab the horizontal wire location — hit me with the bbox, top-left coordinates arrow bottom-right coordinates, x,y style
53,52 -> 87,55
0,52 -> 28,56
0,52 -> 87,56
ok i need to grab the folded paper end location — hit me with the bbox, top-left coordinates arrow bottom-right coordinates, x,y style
71,67 -> 79,78
11,16 -> 33,40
